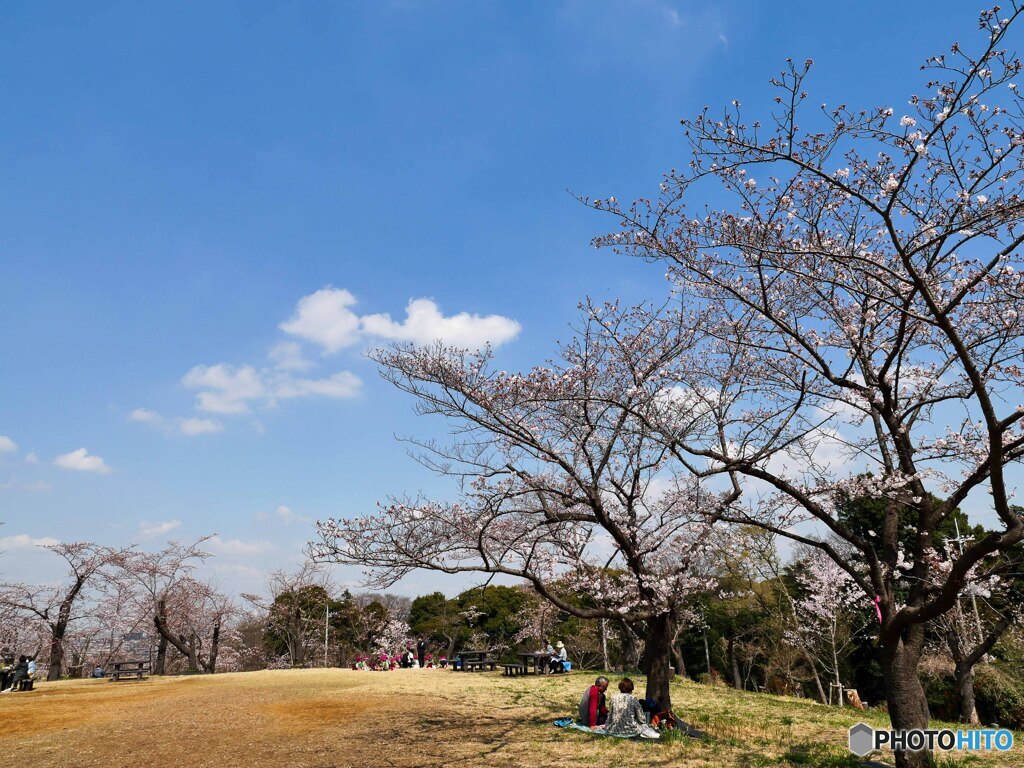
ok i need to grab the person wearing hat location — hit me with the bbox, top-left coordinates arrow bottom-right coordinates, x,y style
549,641 -> 568,673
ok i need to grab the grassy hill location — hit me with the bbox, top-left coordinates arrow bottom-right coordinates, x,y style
0,668 -> 1019,767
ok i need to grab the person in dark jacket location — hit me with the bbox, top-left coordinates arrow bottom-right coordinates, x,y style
3,656 -> 28,692
416,637 -> 426,668
577,676 -> 609,727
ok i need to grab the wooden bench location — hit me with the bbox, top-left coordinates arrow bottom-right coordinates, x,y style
463,660 -> 496,672
109,661 -> 150,682
502,664 -> 526,677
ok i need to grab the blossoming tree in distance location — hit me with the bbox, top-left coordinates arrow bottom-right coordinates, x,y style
311,305 -> 736,712
589,5 -> 1024,765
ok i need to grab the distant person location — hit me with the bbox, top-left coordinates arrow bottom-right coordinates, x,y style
601,678 -> 658,738
549,641 -> 568,673
3,656 -> 28,693
417,637 -> 426,668
27,657 -> 36,679
92,666 -> 105,678
577,676 -> 609,727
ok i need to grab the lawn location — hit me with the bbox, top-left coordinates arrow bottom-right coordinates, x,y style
0,669 -> 1020,767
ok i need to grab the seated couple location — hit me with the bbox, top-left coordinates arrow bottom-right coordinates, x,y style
577,676 -> 659,739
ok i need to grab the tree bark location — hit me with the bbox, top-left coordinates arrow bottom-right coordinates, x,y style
154,632 -> 168,675
642,613 -> 673,712
728,635 -> 742,690
803,650 -> 828,704
206,618 -> 221,674
47,628 -> 65,681
46,592 -> 78,681
954,662 -> 980,725
881,626 -> 930,768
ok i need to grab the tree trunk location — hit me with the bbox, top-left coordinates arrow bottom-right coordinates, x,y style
642,613 -> 673,712
803,650 -> 828,704
671,643 -> 687,679
954,661 -> 979,725
728,635 -> 742,690
206,618 -> 221,674
619,620 -> 642,671
155,633 -> 168,675
601,619 -> 610,672
47,626 -> 65,681
881,626 -> 930,768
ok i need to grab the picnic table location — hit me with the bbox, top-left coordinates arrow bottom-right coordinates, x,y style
453,650 -> 496,672
516,652 -> 550,675
109,660 -> 150,681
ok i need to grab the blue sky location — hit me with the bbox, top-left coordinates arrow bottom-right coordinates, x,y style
0,1 -> 992,596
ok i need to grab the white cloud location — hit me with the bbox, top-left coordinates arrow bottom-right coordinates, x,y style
177,288 -> 516,423
24,452 -> 38,464
268,341 -> 313,371
0,436 -> 17,453
280,287 -> 521,353
129,408 -> 162,424
138,519 -> 182,539
275,505 -> 311,525
54,448 -> 112,474
0,534 -> 60,549
208,535 -> 274,556
182,364 -> 266,414
279,287 -> 361,353
361,298 -> 521,349
178,417 -> 223,436
129,408 -> 224,437
183,363 -> 362,414
276,371 -> 361,399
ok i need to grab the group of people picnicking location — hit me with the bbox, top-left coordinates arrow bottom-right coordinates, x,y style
576,676 -> 667,739
0,655 -> 36,693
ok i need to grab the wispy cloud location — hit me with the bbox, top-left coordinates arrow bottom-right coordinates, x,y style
54,448 -> 112,474
182,364 -> 362,415
0,534 -> 60,549
0,436 -> 17,453
208,535 -> 274,556
275,505 -> 312,525
138,519 -> 182,539
179,417 -> 223,436
128,409 -> 224,436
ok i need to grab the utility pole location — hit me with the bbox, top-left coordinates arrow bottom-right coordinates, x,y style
324,603 -> 330,667
949,518 -> 986,645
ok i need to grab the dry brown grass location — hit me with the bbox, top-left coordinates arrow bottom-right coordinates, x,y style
0,669 -> 1020,767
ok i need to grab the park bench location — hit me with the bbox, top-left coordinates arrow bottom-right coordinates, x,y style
109,661 -> 150,682
463,659 -> 496,672
502,664 -> 526,677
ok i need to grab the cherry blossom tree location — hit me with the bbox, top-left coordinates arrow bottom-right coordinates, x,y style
113,537 -> 222,674
0,542 -> 120,680
785,547 -> 868,705
311,306 -> 737,711
591,6 -> 1024,764
242,562 -> 332,667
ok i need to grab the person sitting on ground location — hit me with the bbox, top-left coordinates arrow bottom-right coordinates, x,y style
599,678 -> 659,738
92,666 -> 105,678
4,656 -> 29,693
577,676 -> 609,727
549,641 -> 568,673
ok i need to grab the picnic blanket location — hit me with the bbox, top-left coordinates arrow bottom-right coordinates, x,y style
553,718 -> 709,740
553,718 -> 654,739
